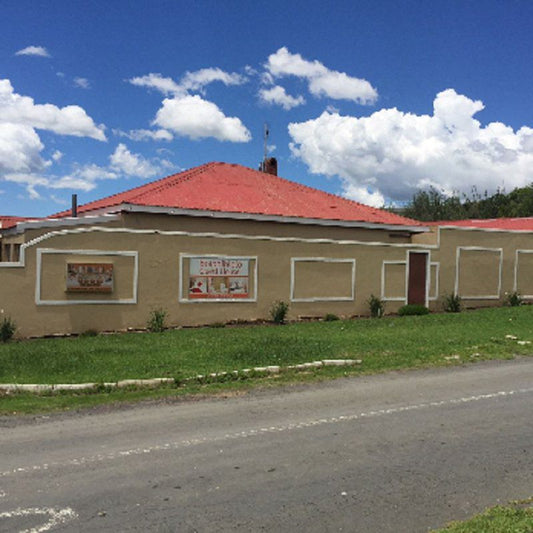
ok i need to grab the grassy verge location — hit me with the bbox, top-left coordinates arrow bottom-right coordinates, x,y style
1,306 -> 532,415
432,498 -> 533,532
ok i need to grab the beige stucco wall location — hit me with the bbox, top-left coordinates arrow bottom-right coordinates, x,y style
0,217 -> 424,337
515,251 -> 533,297
120,212 -> 414,244
2,215 -> 533,338
292,259 -> 354,301
429,227 -> 533,309
383,262 -> 407,301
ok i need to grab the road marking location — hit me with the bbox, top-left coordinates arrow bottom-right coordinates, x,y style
1,387 -> 532,479
0,506 -> 77,532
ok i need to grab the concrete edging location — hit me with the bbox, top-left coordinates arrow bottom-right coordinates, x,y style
0,359 -> 363,393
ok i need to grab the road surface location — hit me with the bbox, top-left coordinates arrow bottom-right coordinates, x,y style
1,357 -> 532,532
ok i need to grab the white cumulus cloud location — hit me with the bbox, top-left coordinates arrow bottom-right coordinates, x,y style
73,77 -> 90,89
109,143 -> 161,178
129,68 -> 250,143
70,163 -> 118,182
265,47 -> 378,105
180,67 -> 246,92
0,79 -> 108,198
153,95 -> 251,142
50,175 -> 99,192
113,128 -> 174,142
15,45 -> 50,57
129,73 -> 184,96
258,85 -> 305,110
129,68 -> 246,96
288,88 -> 533,204
0,123 -> 46,174
0,79 -> 106,140
4,172 -> 50,199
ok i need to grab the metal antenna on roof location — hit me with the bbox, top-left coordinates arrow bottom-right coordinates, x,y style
263,122 -> 269,161
259,123 -> 277,175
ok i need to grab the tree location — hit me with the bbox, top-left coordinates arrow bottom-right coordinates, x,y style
401,184 -> 533,222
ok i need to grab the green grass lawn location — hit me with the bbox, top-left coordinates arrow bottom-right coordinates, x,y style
1,305 -> 532,414
2,305 -> 533,384
432,498 -> 533,532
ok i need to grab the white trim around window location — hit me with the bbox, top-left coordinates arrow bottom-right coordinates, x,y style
35,248 -> 138,305
179,253 -> 258,303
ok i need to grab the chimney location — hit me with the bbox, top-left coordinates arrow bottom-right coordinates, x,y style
71,194 -> 78,217
260,157 -> 278,176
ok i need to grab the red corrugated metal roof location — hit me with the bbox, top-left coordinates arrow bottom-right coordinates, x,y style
0,216 -> 32,229
431,217 -> 533,230
53,162 -> 421,227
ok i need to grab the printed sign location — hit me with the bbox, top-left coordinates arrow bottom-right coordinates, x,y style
66,263 -> 114,293
188,257 -> 249,299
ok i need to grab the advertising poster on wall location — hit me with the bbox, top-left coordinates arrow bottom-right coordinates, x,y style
66,263 -> 114,293
189,257 -> 249,299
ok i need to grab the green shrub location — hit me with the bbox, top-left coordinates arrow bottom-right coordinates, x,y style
367,294 -> 385,318
443,293 -> 462,313
324,313 -> 340,321
147,308 -> 167,332
270,300 -> 289,324
0,314 -> 16,342
506,291 -> 523,307
80,328 -> 99,337
398,304 -> 430,316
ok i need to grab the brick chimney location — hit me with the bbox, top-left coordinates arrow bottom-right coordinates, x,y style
260,157 -> 278,176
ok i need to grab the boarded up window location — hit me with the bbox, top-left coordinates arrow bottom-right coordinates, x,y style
382,262 -> 406,301
515,251 -> 533,297
291,258 -> 355,302
456,248 -> 501,299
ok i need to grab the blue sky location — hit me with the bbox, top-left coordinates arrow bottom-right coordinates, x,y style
2,0 -> 533,217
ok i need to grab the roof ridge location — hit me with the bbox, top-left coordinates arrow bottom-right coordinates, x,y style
113,162 -> 217,204
258,169 -> 419,224
50,162 -> 220,217
128,162 -> 217,202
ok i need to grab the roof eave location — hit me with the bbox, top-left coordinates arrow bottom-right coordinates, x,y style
119,203 -> 428,233
1,213 -> 121,236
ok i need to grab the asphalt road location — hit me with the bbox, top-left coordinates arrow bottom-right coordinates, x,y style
1,358 -> 532,532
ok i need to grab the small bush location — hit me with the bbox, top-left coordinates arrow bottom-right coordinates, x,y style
506,291 -> 523,307
0,314 -> 16,342
398,304 -> 430,316
324,313 -> 340,322
80,328 -> 99,337
443,293 -> 462,313
147,308 -> 167,332
270,300 -> 289,324
367,294 -> 385,318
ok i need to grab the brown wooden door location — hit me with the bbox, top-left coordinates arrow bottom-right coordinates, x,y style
407,252 -> 428,305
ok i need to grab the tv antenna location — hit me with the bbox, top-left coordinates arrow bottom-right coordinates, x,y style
263,122 -> 270,161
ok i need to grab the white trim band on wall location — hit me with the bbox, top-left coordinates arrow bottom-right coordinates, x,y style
35,248 -> 138,305
290,257 -> 356,303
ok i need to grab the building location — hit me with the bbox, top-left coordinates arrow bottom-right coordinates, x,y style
1,161 -> 532,337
